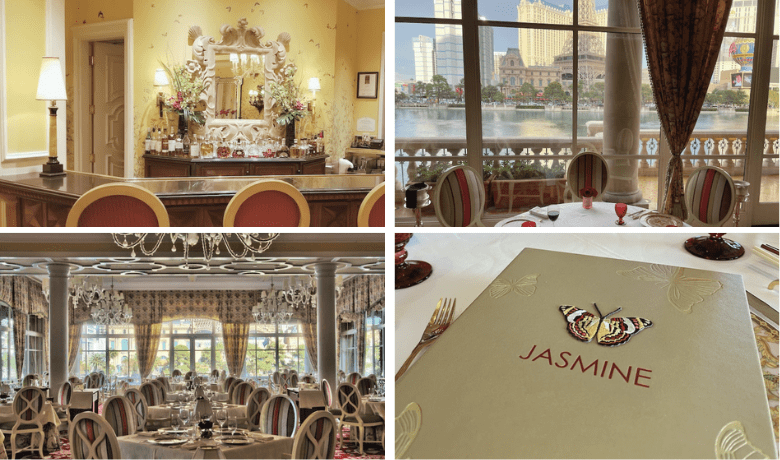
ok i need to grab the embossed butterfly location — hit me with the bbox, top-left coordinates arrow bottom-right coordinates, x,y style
617,264 -> 722,313
560,303 -> 652,347
395,402 -> 422,459
489,274 -> 540,298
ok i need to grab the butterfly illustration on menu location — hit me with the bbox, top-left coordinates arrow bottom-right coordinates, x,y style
559,303 -> 652,347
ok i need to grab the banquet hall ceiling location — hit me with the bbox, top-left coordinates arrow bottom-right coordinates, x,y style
0,233 -> 384,286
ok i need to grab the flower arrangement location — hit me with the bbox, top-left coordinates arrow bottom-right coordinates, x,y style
267,64 -> 308,126
218,109 -> 237,119
160,61 -> 206,125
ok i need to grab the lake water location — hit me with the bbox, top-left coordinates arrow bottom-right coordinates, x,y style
395,107 -> 773,138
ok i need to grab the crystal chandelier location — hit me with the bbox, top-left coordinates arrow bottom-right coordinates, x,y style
89,279 -> 132,326
230,53 -> 263,77
252,279 -> 293,325
112,233 -> 279,267
284,276 -> 316,310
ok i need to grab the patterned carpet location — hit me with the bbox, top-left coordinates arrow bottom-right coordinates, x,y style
41,429 -> 384,459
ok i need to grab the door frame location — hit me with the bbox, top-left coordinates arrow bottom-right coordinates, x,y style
72,19 -> 134,178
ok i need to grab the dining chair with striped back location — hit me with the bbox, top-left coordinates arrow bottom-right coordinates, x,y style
151,378 -> 168,403
227,379 -> 244,403
123,389 -> 147,433
433,165 -> 486,227
260,394 -> 299,437
357,182 -> 385,227
52,380 -> 73,428
102,396 -> 136,437
0,387 -> 47,459
290,410 -> 338,459
320,379 -> 341,418
271,372 -> 282,394
355,377 -> 376,397
280,373 -> 290,392
69,412 -> 122,459
66,183 -> 170,227
684,166 -> 736,227
232,382 -> 254,405
336,382 -> 383,455
21,374 -> 36,387
289,373 -> 299,388
139,382 -> 161,407
346,372 -> 361,386
223,179 -> 311,227
172,369 -> 182,379
224,376 -> 236,393
337,370 -> 345,383
245,387 -> 272,432
564,151 -> 610,203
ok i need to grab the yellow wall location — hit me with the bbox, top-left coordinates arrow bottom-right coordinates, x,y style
64,0 -> 134,168
5,0 -> 47,155
353,8 -> 384,138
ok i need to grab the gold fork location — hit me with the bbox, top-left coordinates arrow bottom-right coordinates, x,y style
396,298 -> 456,381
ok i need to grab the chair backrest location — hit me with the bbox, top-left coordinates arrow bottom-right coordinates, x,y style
290,411 -> 338,459
211,369 -> 219,379
272,372 -> 281,385
13,386 -> 47,424
68,376 -> 81,385
184,371 -> 194,381
151,379 -> 167,402
566,151 -> 609,199
367,374 -> 377,384
227,379 -> 244,402
139,382 -> 161,407
224,376 -> 236,393
260,394 -> 299,437
69,412 -> 122,459
232,382 -> 254,405
289,373 -> 299,388
172,369 -> 182,378
357,182 -> 385,227
85,373 -> 99,389
22,374 -> 36,386
246,387 -> 273,432
355,377 -> 375,397
223,179 -> 311,227
66,183 -> 170,227
433,165 -> 486,227
301,375 -> 316,384
123,389 -> 147,432
58,381 -> 73,407
102,396 -> 136,437
321,379 -> 333,408
336,383 -> 362,418
337,370 -> 345,383
346,372 -> 361,385
684,165 -> 736,226
156,376 -> 171,392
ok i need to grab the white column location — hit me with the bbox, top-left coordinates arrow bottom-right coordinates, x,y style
46,263 -> 71,396
601,0 -> 644,204
314,263 -> 338,391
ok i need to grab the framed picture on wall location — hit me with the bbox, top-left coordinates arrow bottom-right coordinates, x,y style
357,72 -> 379,99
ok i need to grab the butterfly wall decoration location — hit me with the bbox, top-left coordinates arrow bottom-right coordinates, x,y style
489,274 -> 540,298
617,264 -> 722,313
395,402 -> 422,459
560,303 -> 652,347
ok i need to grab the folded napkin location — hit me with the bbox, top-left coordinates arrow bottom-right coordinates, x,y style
136,431 -> 159,438
529,207 -> 549,219
182,440 -> 218,451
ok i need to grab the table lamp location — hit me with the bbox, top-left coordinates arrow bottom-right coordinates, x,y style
154,68 -> 170,118
36,57 -> 67,177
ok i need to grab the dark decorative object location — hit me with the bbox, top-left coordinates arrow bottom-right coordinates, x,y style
285,120 -> 296,147
249,85 -> 264,115
395,233 -> 432,290
684,233 -> 745,260
198,418 -> 214,439
177,109 -> 189,137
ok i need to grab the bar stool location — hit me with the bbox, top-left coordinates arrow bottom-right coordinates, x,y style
357,182 -> 385,227
66,183 -> 170,227
223,179 -> 310,227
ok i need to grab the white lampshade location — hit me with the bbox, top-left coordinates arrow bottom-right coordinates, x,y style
154,68 -> 170,87
36,57 -> 67,101
308,77 -> 321,92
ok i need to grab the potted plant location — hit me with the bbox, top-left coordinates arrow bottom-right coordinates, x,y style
160,62 -> 207,135
267,63 -> 308,146
488,160 -> 566,212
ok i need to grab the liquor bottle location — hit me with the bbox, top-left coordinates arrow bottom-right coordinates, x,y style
144,128 -> 151,155
155,127 -> 162,155
190,134 -> 200,158
182,132 -> 191,157
151,128 -> 158,154
175,135 -> 183,156
217,137 -> 230,158
200,134 -> 214,158
168,130 -> 176,156
161,128 -> 169,154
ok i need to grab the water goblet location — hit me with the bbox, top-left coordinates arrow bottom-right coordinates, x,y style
227,416 -> 238,436
180,408 -> 191,428
615,203 -> 627,225
171,413 -> 181,432
216,409 -> 227,432
547,205 -> 560,227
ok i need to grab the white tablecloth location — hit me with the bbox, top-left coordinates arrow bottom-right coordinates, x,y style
495,202 -> 689,227
0,401 -> 58,427
364,398 -> 385,419
395,233 -> 779,373
148,404 -> 245,420
286,389 -> 324,409
118,433 -> 293,459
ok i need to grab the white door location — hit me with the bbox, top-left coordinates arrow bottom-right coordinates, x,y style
93,42 -> 124,177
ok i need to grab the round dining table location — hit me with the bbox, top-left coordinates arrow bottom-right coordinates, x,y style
495,201 -> 689,227
0,399 -> 60,454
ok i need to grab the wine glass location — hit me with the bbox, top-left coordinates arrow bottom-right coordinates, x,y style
216,409 -> 227,432
227,416 -> 238,436
171,413 -> 181,432
547,205 -> 560,227
615,203 -> 627,225
180,408 -> 190,428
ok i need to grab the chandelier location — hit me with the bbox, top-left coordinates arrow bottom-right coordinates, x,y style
112,233 -> 279,267
252,279 -> 293,325
230,53 -> 263,77
284,276 -> 316,309
43,277 -> 132,326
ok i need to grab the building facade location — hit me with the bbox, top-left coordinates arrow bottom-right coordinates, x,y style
434,0 -> 464,86
478,17 -> 494,87
498,48 -> 562,98
413,35 -> 437,83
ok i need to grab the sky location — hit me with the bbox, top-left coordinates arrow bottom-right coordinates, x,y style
395,0 -> 612,82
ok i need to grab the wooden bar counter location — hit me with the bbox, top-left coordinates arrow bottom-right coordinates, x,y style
144,154 -> 328,178
0,171 -> 383,227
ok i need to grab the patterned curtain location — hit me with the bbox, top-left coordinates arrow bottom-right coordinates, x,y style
43,318 -> 49,375
13,309 -> 26,379
639,0 -> 732,219
221,323 -> 250,376
68,317 -> 82,374
135,323 -> 162,378
0,277 -> 12,306
356,316 -> 366,375
300,319 -> 318,373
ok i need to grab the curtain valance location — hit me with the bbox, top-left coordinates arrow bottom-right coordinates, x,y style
0,276 -> 48,318
337,275 -> 385,322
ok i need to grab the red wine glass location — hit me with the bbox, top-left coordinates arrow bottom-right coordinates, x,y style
684,233 -> 745,260
547,205 -> 560,227
615,203 -> 627,225
395,233 -> 433,289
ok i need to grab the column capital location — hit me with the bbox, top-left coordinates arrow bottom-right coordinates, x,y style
312,262 -> 341,277
42,262 -> 78,277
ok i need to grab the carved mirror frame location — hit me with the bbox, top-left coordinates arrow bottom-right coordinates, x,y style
188,18 -> 290,142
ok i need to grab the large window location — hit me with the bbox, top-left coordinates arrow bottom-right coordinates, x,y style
396,0 -> 778,225
0,304 -> 15,381
364,310 -> 385,377
77,323 -> 137,379
25,315 -> 45,376
245,322 -> 306,377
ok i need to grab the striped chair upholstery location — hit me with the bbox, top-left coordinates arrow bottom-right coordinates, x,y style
346,372 -> 361,385
139,382 -> 161,407
336,382 -> 383,455
246,388 -> 272,431
123,389 -> 147,432
227,379 -> 244,403
151,379 -> 167,403
433,165 -> 486,227
172,369 -> 182,379
232,382 -> 254,405
566,151 -> 609,200
355,378 -> 376,397
102,396 -> 136,437
21,374 -> 36,386
260,395 -> 299,437
69,412 -> 122,459
289,373 -> 299,388
224,376 -> 236,393
68,376 -> 81,386
1,387 -> 48,458
54,381 -> 72,424
684,166 -> 736,226
290,411 -> 338,459
321,379 -> 341,417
